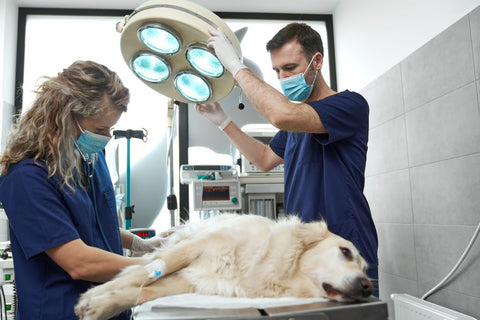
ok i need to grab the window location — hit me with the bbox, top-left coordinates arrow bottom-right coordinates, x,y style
17,9 -> 335,227
19,11 -> 172,231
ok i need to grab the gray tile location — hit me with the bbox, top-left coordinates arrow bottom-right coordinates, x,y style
365,169 -> 413,224
366,116 -> 409,176
361,65 -> 405,128
377,223 -> 417,280
470,5 -> 480,80
379,272 -> 418,320
414,225 -> 480,298
405,83 -> 480,166
410,153 -> 480,225
401,16 -> 475,111
478,79 -> 480,113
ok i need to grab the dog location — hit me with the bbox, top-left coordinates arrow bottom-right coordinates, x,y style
75,213 -> 374,320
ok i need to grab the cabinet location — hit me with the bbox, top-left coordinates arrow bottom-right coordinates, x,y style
239,175 -> 284,220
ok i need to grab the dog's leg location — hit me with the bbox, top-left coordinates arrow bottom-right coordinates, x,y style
75,264 -> 150,320
75,235 -> 216,320
137,273 -> 194,302
143,233 -> 218,274
75,269 -> 192,320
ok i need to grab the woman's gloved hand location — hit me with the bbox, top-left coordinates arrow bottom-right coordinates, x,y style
131,235 -> 167,253
195,102 -> 232,131
130,225 -> 186,253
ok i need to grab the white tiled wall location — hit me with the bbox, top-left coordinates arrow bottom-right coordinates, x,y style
362,5 -> 480,319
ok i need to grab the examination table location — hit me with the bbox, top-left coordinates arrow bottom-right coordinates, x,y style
133,293 -> 388,319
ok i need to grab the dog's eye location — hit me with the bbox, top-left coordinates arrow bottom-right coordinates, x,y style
340,247 -> 353,260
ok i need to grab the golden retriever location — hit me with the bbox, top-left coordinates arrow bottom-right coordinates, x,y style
75,213 -> 373,320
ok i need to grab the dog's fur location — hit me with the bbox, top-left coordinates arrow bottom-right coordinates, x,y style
75,214 -> 373,320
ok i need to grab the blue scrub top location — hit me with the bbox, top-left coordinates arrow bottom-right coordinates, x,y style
269,90 -> 378,279
0,152 -> 129,320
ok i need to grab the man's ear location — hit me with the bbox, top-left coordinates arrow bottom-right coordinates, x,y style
313,52 -> 323,71
296,221 -> 329,247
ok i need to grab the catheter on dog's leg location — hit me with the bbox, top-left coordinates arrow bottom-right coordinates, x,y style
75,235 -> 217,320
75,259 -> 176,320
75,269 -> 193,320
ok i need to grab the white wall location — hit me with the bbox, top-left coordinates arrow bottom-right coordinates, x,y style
334,0 -> 480,91
360,6 -> 480,317
0,0 -> 18,151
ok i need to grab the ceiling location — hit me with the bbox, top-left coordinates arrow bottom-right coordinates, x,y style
15,0 -> 340,14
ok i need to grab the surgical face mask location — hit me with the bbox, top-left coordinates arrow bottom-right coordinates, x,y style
279,56 -> 318,102
75,121 -> 111,155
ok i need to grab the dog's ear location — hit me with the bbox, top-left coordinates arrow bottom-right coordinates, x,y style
296,221 -> 330,247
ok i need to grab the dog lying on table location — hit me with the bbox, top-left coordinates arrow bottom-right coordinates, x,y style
75,213 -> 374,320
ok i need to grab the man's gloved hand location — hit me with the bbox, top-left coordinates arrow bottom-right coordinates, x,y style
131,235 -> 167,253
207,28 -> 247,77
195,102 -> 232,131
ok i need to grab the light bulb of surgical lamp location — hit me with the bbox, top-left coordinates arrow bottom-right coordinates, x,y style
139,24 -> 181,55
174,72 -> 211,103
132,54 -> 170,83
186,46 -> 224,78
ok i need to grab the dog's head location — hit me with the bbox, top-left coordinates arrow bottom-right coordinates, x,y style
297,222 -> 374,302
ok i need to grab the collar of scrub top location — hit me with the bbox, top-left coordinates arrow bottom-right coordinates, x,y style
74,141 -> 98,179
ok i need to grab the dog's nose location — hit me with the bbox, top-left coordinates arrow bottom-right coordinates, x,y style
358,277 -> 374,297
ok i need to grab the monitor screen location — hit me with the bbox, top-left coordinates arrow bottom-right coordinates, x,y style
202,186 -> 230,201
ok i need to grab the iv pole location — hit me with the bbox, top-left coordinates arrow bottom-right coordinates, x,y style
166,99 -> 178,227
113,129 -> 147,230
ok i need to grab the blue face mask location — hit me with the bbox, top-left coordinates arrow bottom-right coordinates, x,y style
279,57 -> 318,102
75,121 -> 111,155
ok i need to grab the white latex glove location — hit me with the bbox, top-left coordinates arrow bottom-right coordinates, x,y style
207,28 -> 247,77
131,235 -> 167,253
195,102 -> 232,131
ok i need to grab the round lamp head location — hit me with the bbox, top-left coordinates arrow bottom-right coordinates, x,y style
117,0 -> 241,104
186,45 -> 224,78
138,24 -> 182,55
174,71 -> 212,103
131,53 -> 171,83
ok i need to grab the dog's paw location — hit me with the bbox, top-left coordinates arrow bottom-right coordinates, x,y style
74,296 -> 95,320
74,294 -> 111,320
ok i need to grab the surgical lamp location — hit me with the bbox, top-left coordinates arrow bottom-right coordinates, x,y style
116,0 -> 242,104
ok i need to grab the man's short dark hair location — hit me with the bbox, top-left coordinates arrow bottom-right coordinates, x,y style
266,23 -> 324,60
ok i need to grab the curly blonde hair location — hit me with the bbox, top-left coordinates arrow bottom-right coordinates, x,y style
0,60 -> 129,191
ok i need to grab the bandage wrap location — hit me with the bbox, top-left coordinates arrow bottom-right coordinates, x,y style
145,259 -> 167,279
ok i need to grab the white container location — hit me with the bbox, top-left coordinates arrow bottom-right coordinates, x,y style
0,204 -> 9,242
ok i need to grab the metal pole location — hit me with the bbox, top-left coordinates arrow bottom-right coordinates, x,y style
166,99 -> 178,227
126,138 -> 131,230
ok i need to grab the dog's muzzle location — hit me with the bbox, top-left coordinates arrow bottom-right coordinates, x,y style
322,277 -> 374,301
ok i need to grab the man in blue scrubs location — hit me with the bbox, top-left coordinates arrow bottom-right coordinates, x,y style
197,23 -> 379,295
0,61 -> 158,319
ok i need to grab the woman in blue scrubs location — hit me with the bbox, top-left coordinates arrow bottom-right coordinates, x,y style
0,61 -> 157,319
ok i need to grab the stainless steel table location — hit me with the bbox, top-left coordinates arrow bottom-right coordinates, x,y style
134,296 -> 388,320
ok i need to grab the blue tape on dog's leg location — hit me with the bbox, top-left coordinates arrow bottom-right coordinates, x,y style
145,260 -> 167,279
